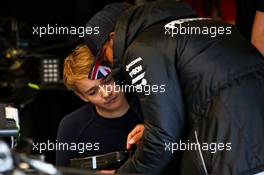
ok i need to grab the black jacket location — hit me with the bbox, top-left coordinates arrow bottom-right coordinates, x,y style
112,1 -> 264,174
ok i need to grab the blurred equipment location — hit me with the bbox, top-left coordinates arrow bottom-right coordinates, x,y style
70,151 -> 131,170
0,17 -> 77,105
14,138 -> 34,155
0,140 -> 61,175
0,47 -> 65,93
0,47 -> 65,105
0,140 -> 13,173
15,154 -> 60,175
0,104 -> 19,138
0,140 -> 104,175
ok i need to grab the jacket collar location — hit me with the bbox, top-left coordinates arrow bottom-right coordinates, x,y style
112,1 -> 196,76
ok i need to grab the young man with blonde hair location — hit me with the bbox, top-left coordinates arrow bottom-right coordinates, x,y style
56,44 -> 142,168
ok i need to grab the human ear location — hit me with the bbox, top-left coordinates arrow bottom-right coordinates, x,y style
109,32 -> 115,40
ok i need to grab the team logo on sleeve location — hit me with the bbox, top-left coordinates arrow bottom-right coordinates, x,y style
129,65 -> 143,78
126,57 -> 147,86
126,57 -> 142,71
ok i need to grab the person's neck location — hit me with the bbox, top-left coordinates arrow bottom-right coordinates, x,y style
96,101 -> 130,119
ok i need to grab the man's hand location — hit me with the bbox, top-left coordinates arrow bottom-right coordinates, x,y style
126,124 -> 144,150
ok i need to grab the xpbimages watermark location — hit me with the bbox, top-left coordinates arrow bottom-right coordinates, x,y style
164,140 -> 232,154
164,18 -> 232,38
32,24 -> 99,37
98,82 -> 166,96
32,140 -> 100,154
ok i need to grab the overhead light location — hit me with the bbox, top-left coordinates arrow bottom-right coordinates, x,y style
41,58 -> 60,84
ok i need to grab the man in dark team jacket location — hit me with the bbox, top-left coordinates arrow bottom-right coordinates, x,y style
85,2 -> 264,174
